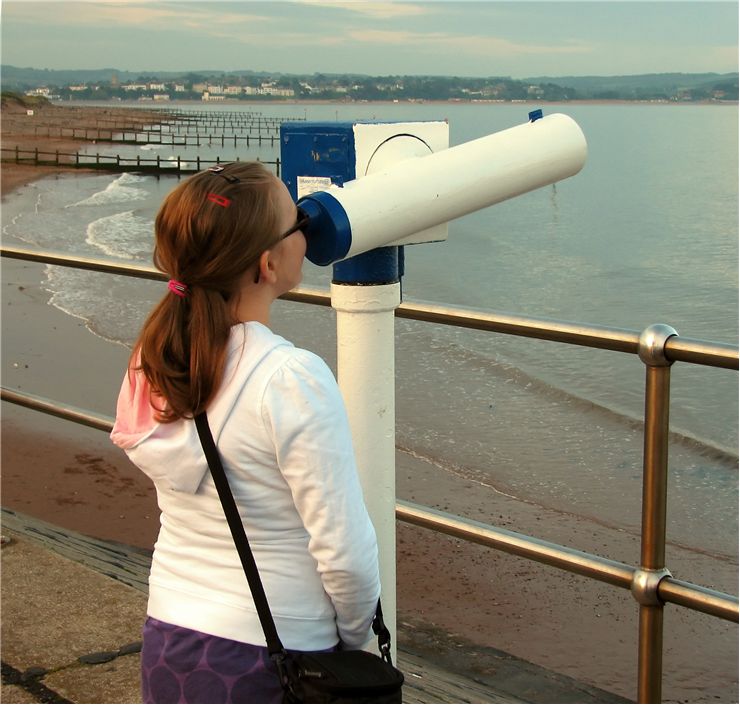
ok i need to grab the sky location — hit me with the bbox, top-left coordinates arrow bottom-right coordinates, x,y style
1,1 -> 737,79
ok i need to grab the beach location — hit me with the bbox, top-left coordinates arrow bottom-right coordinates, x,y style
1,97 -> 162,197
1,102 -> 737,703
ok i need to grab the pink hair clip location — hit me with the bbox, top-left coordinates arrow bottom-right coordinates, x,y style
207,193 -> 231,208
168,279 -> 188,298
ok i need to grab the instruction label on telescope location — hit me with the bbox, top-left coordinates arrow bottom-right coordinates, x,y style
298,176 -> 333,199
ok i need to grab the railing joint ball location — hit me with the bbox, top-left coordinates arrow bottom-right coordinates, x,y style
632,567 -> 673,606
639,323 -> 678,366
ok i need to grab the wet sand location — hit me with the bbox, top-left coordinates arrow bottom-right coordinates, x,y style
1,98 -> 162,198
1,104 -> 737,703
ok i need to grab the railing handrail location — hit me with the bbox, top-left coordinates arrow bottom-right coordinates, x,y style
2,384 -> 736,626
3,245 -> 737,370
397,299 -> 738,370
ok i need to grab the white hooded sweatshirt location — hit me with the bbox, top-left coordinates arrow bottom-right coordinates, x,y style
111,321 -> 380,650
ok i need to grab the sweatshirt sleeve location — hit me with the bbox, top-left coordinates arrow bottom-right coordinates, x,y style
261,349 -> 381,649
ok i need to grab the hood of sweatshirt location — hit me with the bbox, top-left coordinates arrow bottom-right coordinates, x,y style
110,322 -> 290,494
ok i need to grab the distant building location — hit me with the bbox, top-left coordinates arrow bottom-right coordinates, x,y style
260,85 -> 295,97
25,87 -> 62,100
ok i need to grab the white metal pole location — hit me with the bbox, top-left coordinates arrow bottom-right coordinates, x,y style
331,279 -> 400,661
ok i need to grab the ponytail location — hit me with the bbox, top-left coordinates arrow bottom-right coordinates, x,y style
132,162 -> 279,422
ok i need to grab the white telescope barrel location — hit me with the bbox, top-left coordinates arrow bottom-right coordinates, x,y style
298,113 -> 587,265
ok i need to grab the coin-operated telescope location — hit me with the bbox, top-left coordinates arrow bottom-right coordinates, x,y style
282,111 -> 587,268
279,111 -> 587,661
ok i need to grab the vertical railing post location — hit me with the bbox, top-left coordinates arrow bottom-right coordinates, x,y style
633,323 -> 678,703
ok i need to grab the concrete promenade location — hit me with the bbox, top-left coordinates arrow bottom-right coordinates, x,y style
1,510 -> 629,704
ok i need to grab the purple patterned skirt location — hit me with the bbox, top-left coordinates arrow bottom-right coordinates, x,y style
142,617 -> 336,704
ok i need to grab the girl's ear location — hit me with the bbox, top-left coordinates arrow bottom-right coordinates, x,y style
257,250 -> 278,284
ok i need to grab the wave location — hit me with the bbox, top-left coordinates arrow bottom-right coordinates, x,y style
67,173 -> 149,207
85,211 -> 154,261
492,348 -> 738,464
166,156 -> 190,168
43,264 -> 158,349
402,324 -> 738,466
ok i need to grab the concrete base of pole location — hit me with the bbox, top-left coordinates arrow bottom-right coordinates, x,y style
331,280 -> 401,660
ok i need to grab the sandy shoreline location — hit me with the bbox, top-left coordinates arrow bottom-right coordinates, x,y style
1,103 -> 737,703
1,99 -> 164,198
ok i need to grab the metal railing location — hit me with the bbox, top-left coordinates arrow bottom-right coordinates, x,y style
1,245 -> 738,703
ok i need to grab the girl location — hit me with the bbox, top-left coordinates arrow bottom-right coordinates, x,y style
111,162 -> 380,703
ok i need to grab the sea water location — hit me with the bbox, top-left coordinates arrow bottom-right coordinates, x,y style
2,101 -> 737,563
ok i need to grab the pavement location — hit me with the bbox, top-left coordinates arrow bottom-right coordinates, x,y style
0,518 -> 629,704
1,534 -> 144,704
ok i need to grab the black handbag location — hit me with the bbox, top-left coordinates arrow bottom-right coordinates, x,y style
194,412 -> 404,704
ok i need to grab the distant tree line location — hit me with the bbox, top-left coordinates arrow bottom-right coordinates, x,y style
1,66 -> 737,103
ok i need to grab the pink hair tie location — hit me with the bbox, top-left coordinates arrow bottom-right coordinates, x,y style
168,279 -> 188,298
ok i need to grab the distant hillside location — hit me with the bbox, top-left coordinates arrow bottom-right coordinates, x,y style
1,65 -> 737,102
0,66 -> 259,89
1,90 -> 50,108
523,73 -> 738,99
1,66 -> 124,88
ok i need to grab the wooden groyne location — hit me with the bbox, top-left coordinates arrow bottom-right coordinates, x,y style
27,109 -> 302,146
1,108 -> 305,177
28,127 -> 282,147
1,146 -> 281,176
159,109 -> 301,127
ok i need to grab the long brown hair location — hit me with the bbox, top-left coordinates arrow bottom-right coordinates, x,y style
133,161 -> 280,422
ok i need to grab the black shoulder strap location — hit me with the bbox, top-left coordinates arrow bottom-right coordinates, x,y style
194,411 -> 393,662
194,411 -> 285,657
